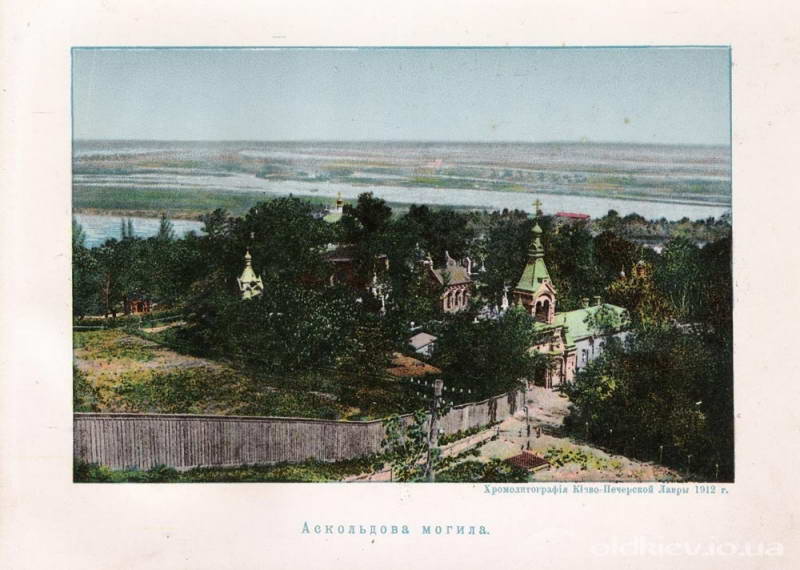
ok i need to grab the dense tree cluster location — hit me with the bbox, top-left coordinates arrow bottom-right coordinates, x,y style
563,236 -> 733,481
431,306 -> 549,396
73,214 -> 204,319
74,197 -> 733,470
596,209 -> 731,243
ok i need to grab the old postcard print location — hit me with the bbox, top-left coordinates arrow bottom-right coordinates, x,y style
70,46 -> 733,485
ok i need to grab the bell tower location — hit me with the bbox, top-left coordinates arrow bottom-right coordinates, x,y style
512,222 -> 556,324
237,249 -> 264,300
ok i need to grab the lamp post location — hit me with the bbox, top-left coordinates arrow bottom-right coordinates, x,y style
523,406 -> 530,437
424,379 -> 443,483
523,406 -> 530,450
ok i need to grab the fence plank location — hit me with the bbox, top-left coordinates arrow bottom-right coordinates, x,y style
74,390 -> 523,470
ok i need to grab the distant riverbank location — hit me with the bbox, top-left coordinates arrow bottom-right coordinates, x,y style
74,177 -> 731,222
74,207 -> 205,221
73,139 -> 731,221
74,213 -> 205,248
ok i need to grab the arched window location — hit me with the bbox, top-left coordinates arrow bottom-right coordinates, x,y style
535,298 -> 550,322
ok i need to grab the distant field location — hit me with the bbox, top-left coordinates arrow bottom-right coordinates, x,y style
72,185 -> 436,220
73,185 -> 303,219
72,140 -> 731,219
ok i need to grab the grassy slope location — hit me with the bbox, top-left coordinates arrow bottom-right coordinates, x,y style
73,329 -> 344,418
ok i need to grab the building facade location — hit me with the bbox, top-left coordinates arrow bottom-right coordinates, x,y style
513,223 -> 628,388
322,192 -> 344,224
123,294 -> 152,315
426,251 -> 473,313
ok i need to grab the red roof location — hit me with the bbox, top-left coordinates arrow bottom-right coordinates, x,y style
505,452 -> 550,471
555,212 -> 590,219
386,352 -> 442,378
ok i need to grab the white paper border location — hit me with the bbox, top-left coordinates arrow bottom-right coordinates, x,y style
2,1 -> 799,568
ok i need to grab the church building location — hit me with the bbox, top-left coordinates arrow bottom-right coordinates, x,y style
425,251 -> 473,313
237,249 -> 264,300
513,222 -> 628,388
322,192 -> 345,224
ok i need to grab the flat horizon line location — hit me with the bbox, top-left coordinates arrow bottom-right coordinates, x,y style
73,138 -> 731,148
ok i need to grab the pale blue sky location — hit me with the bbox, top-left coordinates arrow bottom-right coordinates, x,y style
73,47 -> 730,145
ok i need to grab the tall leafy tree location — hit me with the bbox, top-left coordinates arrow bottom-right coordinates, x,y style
341,192 -> 392,239
563,325 -> 733,481
404,204 -> 474,261
606,260 -> 674,328
544,220 -> 603,310
594,231 -> 640,283
238,197 -> 336,284
339,192 -> 393,283
156,213 -> 176,241
655,237 -> 702,321
695,235 -> 732,335
433,306 -> 547,398
72,218 -> 101,319
479,209 -> 532,305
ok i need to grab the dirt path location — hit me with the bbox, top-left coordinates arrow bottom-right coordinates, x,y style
141,320 -> 186,334
345,386 -> 678,482
345,430 -> 497,482
523,386 -> 572,432
475,387 -> 681,482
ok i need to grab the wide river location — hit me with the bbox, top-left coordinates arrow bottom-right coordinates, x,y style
75,213 -> 205,248
74,176 -> 731,248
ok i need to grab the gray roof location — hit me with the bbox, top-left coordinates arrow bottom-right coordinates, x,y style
409,332 -> 437,350
431,265 -> 471,285
429,254 -> 472,286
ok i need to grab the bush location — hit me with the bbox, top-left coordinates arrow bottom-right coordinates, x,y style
437,459 -> 529,483
561,324 -> 733,481
74,460 -> 112,482
74,308 -> 184,330
543,445 -> 621,471
144,465 -> 180,482
73,367 -> 100,412
438,422 -> 498,446
73,329 -> 156,362
73,457 -> 375,483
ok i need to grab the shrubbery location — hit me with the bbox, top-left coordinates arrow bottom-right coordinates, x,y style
72,195 -> 733,480
74,457 -> 376,483
73,329 -> 156,362
73,367 -> 100,412
543,445 -> 622,471
562,326 -> 733,480
437,459 -> 529,483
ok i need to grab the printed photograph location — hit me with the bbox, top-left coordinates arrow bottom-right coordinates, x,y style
71,47 -> 732,483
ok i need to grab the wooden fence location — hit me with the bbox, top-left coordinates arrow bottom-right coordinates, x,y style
74,390 -> 524,470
